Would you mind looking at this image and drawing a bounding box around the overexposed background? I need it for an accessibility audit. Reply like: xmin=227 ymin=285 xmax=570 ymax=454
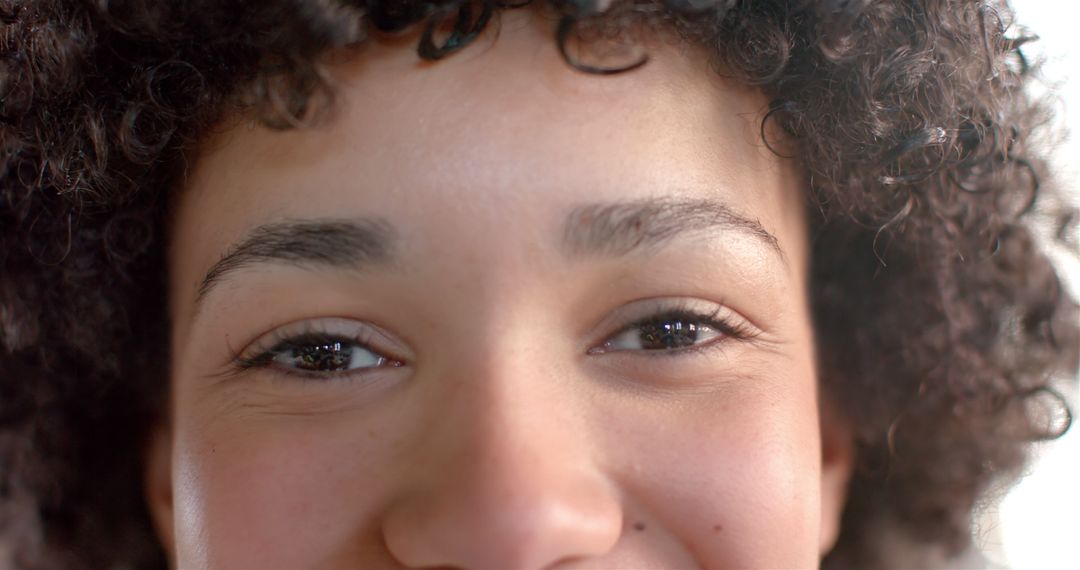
xmin=981 ymin=1 xmax=1080 ymax=569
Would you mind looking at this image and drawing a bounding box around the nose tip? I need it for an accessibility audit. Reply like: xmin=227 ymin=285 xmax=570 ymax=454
xmin=383 ymin=469 xmax=623 ymax=569
xmin=380 ymin=379 xmax=623 ymax=569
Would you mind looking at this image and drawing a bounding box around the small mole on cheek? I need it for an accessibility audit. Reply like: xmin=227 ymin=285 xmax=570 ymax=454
xmin=633 ymin=522 xmax=646 ymax=531
xmin=713 ymin=523 xmax=723 ymax=533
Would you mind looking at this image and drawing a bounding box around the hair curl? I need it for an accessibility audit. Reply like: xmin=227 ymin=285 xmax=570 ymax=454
xmin=1 ymin=0 xmax=1077 ymax=568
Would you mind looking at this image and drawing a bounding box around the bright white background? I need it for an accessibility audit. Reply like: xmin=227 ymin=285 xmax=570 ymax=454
xmin=982 ymin=2 xmax=1080 ymax=569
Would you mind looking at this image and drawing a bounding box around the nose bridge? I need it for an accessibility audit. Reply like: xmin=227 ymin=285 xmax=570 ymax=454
xmin=381 ymin=321 xmax=623 ymax=569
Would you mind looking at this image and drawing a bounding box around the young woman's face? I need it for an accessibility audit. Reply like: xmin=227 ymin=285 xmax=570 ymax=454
xmin=154 ymin=11 xmax=852 ymax=569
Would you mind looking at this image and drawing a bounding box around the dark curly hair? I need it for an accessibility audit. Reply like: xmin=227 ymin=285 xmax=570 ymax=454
xmin=1 ymin=0 xmax=1077 ymax=568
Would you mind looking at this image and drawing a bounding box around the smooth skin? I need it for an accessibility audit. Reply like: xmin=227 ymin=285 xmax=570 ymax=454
xmin=149 ymin=9 xmax=854 ymax=569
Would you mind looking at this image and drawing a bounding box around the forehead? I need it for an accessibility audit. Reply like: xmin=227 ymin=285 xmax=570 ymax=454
xmin=182 ymin=11 xmax=782 ymax=200
xmin=170 ymin=10 xmax=806 ymax=325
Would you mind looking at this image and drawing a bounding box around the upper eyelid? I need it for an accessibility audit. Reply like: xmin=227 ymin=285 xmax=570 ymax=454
xmin=588 ymin=298 xmax=756 ymax=341
xmin=233 ymin=332 xmax=402 ymax=380
xmin=265 ymin=332 xmax=372 ymax=352
xmin=626 ymin=307 xmax=725 ymax=326
xmin=234 ymin=318 xmax=408 ymax=364
xmin=596 ymin=308 xmax=749 ymax=351
xmin=246 ymin=334 xmax=378 ymax=365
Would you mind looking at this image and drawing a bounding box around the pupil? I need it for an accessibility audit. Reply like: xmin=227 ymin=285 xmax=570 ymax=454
xmin=640 ymin=320 xmax=698 ymax=349
xmin=292 ymin=342 xmax=351 ymax=371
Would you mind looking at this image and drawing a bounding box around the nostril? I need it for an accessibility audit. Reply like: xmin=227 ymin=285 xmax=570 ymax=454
xmin=380 ymin=474 xmax=624 ymax=569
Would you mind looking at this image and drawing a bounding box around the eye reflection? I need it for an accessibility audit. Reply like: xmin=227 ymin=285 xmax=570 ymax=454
xmin=272 ymin=339 xmax=386 ymax=372
xmin=232 ymin=319 xmax=407 ymax=379
xmin=603 ymin=315 xmax=724 ymax=352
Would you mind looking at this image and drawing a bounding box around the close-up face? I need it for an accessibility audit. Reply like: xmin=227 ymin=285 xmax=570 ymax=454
xmin=5 ymin=2 xmax=1077 ymax=569
xmin=156 ymin=9 xmax=850 ymax=569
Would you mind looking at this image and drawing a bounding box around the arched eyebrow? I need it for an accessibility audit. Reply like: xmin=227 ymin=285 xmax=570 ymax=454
xmin=561 ymin=197 xmax=784 ymax=261
xmin=192 ymin=197 xmax=785 ymax=313
xmin=195 ymin=218 xmax=396 ymax=306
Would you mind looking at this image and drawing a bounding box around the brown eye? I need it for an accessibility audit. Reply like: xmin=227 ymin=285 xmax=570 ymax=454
xmin=271 ymin=340 xmax=387 ymax=372
xmin=600 ymin=315 xmax=723 ymax=352
xmin=234 ymin=319 xmax=411 ymax=380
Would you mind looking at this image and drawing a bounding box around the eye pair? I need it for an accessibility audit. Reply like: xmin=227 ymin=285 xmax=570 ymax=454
xmin=232 ymin=299 xmax=755 ymax=380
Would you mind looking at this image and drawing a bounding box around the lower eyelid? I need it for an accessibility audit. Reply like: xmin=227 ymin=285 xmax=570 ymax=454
xmin=633 ymin=336 xmax=730 ymax=357
xmin=591 ymin=329 xmax=733 ymax=357
xmin=263 ymin=356 xmax=405 ymax=381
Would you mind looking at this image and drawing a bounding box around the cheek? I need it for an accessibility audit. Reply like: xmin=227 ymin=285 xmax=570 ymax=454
xmin=167 ymin=356 xmax=822 ymax=567
xmin=606 ymin=371 xmax=822 ymax=567
xmin=171 ymin=413 xmax=402 ymax=567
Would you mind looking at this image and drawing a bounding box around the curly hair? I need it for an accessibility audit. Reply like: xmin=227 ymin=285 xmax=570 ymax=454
xmin=1 ymin=0 xmax=1077 ymax=568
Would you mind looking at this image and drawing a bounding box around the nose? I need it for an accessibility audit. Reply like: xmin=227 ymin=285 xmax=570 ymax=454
xmin=381 ymin=354 xmax=623 ymax=569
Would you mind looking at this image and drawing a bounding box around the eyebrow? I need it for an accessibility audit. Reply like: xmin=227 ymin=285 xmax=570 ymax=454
xmin=561 ymin=197 xmax=784 ymax=261
xmin=192 ymin=197 xmax=783 ymax=311
xmin=195 ymin=218 xmax=395 ymax=305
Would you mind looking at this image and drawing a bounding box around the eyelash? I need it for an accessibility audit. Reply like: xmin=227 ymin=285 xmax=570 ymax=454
xmin=231 ymin=327 xmax=401 ymax=382
xmin=595 ymin=305 xmax=755 ymax=357
xmin=229 ymin=304 xmax=755 ymax=380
